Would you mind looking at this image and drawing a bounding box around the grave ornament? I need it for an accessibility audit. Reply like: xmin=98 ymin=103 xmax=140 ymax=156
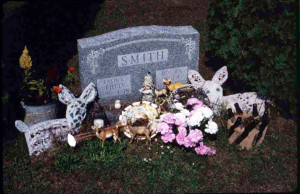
xmin=188 ymin=66 xmax=267 ymax=116
xmin=15 ymin=83 xmax=97 ymax=156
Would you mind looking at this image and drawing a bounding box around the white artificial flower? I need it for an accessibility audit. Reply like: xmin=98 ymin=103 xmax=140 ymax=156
xmin=174 ymin=102 xmax=184 ymax=111
xmin=181 ymin=109 xmax=190 ymax=117
xmin=161 ymin=152 xmax=164 ymax=155
xmin=174 ymin=112 xmax=186 ymax=123
xmin=167 ymin=146 xmax=170 ymax=149
xmin=200 ymin=107 xmax=214 ymax=119
xmin=187 ymin=109 xmax=204 ymax=127
xmin=204 ymin=120 xmax=218 ymax=134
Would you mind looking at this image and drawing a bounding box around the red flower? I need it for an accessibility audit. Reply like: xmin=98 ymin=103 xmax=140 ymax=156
xmin=68 ymin=67 xmax=75 ymax=72
xmin=53 ymin=86 xmax=62 ymax=93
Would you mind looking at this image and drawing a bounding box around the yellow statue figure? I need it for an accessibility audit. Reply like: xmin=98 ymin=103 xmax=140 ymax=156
xmin=19 ymin=46 xmax=32 ymax=71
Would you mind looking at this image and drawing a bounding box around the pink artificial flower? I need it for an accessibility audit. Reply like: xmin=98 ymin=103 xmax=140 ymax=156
xmin=176 ymin=133 xmax=186 ymax=145
xmin=195 ymin=146 xmax=208 ymax=155
xmin=187 ymin=98 xmax=202 ymax=106
xmin=175 ymin=119 xmax=185 ymax=127
xmin=207 ymin=149 xmax=216 ymax=156
xmin=193 ymin=103 xmax=205 ymax=110
xmin=178 ymin=126 xmax=187 ymax=136
xmin=189 ymin=110 xmax=196 ymax=117
xmin=187 ymin=129 xmax=203 ymax=143
xmin=162 ymin=113 xmax=175 ymax=124
xmin=183 ymin=137 xmax=196 ymax=148
xmin=186 ymin=98 xmax=200 ymax=105
xmin=157 ymin=122 xmax=170 ymax=135
xmin=161 ymin=132 xmax=175 ymax=143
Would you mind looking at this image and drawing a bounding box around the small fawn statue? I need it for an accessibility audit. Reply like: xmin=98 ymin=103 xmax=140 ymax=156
xmin=188 ymin=66 xmax=268 ymax=116
xmin=154 ymin=88 xmax=168 ymax=97
xmin=93 ymin=125 xmax=121 ymax=147
xmin=15 ymin=83 xmax=97 ymax=156
xmin=163 ymin=79 xmax=185 ymax=92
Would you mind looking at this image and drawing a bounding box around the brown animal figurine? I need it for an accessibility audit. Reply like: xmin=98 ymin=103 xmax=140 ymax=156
xmin=93 ymin=125 xmax=121 ymax=147
xmin=116 ymin=121 xmax=152 ymax=146
xmin=155 ymin=88 xmax=168 ymax=97
xmin=163 ymin=79 xmax=184 ymax=92
xmin=127 ymin=125 xmax=152 ymax=145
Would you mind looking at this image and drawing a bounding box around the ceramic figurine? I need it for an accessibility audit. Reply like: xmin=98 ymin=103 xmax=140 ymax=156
xmin=154 ymin=88 xmax=167 ymax=97
xmin=139 ymin=72 xmax=154 ymax=102
xmin=94 ymin=125 xmax=121 ymax=147
xmin=118 ymin=101 xmax=159 ymax=140
xmin=188 ymin=66 xmax=268 ymax=116
xmin=163 ymin=79 xmax=185 ymax=92
xmin=15 ymin=82 xmax=97 ymax=156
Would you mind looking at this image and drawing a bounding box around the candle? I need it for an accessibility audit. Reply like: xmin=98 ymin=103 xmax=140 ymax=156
xmin=94 ymin=119 xmax=104 ymax=128
xmin=115 ymin=100 xmax=121 ymax=109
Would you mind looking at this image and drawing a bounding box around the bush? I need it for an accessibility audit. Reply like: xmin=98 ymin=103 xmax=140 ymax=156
xmin=205 ymin=0 xmax=297 ymax=116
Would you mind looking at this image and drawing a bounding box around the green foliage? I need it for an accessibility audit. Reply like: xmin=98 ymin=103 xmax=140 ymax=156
xmin=206 ymin=0 xmax=297 ymax=115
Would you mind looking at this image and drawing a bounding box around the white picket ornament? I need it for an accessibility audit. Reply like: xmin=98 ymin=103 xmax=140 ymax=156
xmin=188 ymin=66 xmax=266 ymax=116
xmin=15 ymin=82 xmax=97 ymax=156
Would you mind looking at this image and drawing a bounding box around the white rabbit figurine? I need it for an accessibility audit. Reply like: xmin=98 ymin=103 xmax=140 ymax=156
xmin=188 ymin=66 xmax=267 ymax=116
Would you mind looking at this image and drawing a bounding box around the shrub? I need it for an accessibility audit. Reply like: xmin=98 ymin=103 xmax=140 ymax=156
xmin=205 ymin=0 xmax=297 ymax=116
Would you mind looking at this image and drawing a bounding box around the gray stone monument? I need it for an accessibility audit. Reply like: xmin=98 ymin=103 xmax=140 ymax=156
xmin=78 ymin=25 xmax=200 ymax=121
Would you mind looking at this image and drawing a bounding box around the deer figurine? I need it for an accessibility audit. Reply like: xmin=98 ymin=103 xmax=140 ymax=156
xmin=188 ymin=66 xmax=267 ymax=116
xmin=163 ymin=79 xmax=185 ymax=92
xmin=15 ymin=82 xmax=97 ymax=156
xmin=116 ymin=121 xmax=153 ymax=146
xmin=93 ymin=124 xmax=121 ymax=147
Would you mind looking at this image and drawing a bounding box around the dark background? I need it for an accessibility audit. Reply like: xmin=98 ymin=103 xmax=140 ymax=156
xmin=2 ymin=1 xmax=103 ymax=142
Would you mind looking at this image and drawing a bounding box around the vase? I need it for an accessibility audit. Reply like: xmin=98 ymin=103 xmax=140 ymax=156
xmin=21 ymin=101 xmax=57 ymax=127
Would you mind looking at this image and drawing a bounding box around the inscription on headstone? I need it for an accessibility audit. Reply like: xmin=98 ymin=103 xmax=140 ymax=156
xmin=118 ymin=49 xmax=168 ymax=67
xmin=78 ymin=25 xmax=200 ymax=121
xmin=97 ymin=75 xmax=131 ymax=98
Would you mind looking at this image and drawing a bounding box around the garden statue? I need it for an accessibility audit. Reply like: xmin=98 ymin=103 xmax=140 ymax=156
xmin=139 ymin=72 xmax=154 ymax=102
xmin=15 ymin=82 xmax=97 ymax=156
xmin=188 ymin=66 xmax=267 ymax=116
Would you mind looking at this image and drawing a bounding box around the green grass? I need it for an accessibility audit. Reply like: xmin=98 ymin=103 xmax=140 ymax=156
xmin=3 ymin=114 xmax=297 ymax=193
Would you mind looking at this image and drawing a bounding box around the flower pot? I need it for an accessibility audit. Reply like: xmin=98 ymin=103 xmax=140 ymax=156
xmin=21 ymin=101 xmax=57 ymax=126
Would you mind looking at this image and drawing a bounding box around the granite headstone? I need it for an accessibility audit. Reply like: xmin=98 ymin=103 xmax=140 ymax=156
xmin=78 ymin=25 xmax=200 ymax=121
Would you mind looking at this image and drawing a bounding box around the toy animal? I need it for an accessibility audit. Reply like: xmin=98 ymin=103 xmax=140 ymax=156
xmin=15 ymin=83 xmax=97 ymax=156
xmin=94 ymin=125 xmax=121 ymax=147
xmin=163 ymin=79 xmax=185 ymax=92
xmin=188 ymin=66 xmax=267 ymax=116
xmin=154 ymin=88 xmax=168 ymax=97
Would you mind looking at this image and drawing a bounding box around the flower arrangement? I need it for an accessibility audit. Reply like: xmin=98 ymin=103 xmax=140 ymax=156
xmin=156 ymin=98 xmax=218 ymax=156
xmin=19 ymin=46 xmax=60 ymax=105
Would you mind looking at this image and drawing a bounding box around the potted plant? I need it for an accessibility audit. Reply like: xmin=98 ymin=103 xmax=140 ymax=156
xmin=19 ymin=46 xmax=60 ymax=126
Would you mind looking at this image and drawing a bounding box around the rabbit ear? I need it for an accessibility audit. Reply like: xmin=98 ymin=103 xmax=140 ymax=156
xmin=212 ymin=66 xmax=228 ymax=85
xmin=58 ymin=84 xmax=76 ymax=105
xmin=15 ymin=120 xmax=29 ymax=132
xmin=188 ymin=70 xmax=205 ymax=88
xmin=80 ymin=82 xmax=97 ymax=104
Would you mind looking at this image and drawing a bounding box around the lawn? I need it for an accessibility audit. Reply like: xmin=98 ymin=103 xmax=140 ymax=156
xmin=2 ymin=0 xmax=298 ymax=193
